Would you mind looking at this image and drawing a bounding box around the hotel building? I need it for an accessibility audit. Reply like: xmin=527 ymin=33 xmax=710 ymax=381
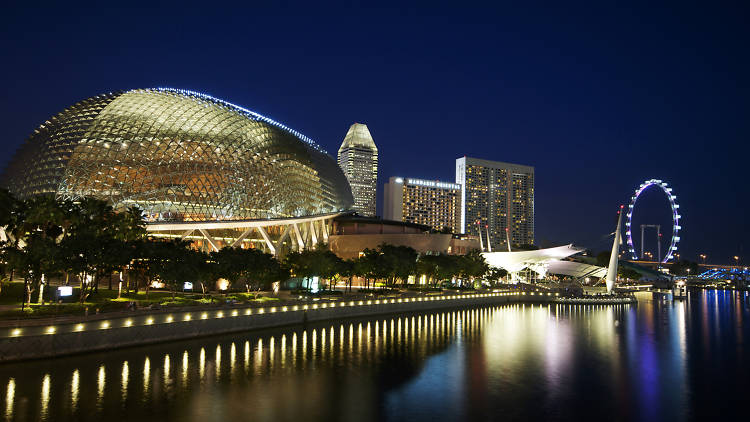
xmin=383 ymin=177 xmax=461 ymax=233
xmin=455 ymin=157 xmax=534 ymax=250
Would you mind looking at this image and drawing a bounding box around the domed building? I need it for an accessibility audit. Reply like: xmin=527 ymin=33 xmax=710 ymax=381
xmin=2 ymin=88 xmax=354 ymax=254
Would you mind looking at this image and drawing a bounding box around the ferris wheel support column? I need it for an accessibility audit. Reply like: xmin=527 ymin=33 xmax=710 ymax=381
xmin=657 ymin=226 xmax=661 ymax=265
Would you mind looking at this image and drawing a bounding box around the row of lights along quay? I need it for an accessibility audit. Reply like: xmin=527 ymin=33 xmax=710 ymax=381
xmin=0 ymin=290 xmax=613 ymax=362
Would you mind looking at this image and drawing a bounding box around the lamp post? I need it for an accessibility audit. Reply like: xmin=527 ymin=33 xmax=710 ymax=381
xmin=734 ymin=256 xmax=740 ymax=267
xmin=700 ymin=254 xmax=707 ymax=265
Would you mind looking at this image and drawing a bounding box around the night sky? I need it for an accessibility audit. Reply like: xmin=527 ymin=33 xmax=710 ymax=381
xmin=1 ymin=2 xmax=748 ymax=264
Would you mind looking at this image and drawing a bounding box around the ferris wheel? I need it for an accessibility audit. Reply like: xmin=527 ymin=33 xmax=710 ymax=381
xmin=625 ymin=179 xmax=681 ymax=263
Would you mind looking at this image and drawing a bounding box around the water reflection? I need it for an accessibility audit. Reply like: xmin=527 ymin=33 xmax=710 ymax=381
xmin=182 ymin=352 xmax=188 ymax=386
xmin=1 ymin=292 xmax=749 ymax=421
xmin=163 ymin=354 xmax=170 ymax=392
xmin=143 ymin=357 xmax=150 ymax=397
xmin=71 ymin=369 xmax=79 ymax=411
xmin=5 ymin=378 xmax=13 ymax=421
xmin=199 ymin=348 xmax=205 ymax=381
xmin=215 ymin=345 xmax=221 ymax=379
xmin=230 ymin=343 xmax=236 ymax=375
xmin=97 ymin=365 xmax=105 ymax=406
xmin=122 ymin=361 xmax=129 ymax=402
xmin=40 ymin=374 xmax=49 ymax=420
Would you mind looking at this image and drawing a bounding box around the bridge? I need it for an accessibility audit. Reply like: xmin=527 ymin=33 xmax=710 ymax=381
xmin=625 ymin=260 xmax=747 ymax=271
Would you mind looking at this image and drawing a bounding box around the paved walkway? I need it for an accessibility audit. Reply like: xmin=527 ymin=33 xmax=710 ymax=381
xmin=0 ymin=289 xmax=460 ymax=328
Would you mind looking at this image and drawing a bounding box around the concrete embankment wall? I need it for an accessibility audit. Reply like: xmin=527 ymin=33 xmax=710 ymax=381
xmin=0 ymin=293 xmax=553 ymax=362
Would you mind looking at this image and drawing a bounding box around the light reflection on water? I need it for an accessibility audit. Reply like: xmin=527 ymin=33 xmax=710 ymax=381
xmin=4 ymin=378 xmax=13 ymax=421
xmin=1 ymin=290 xmax=749 ymax=421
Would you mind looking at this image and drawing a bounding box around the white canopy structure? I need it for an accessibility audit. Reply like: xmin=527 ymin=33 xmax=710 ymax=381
xmin=546 ymin=261 xmax=607 ymax=278
xmin=482 ymin=244 xmax=585 ymax=280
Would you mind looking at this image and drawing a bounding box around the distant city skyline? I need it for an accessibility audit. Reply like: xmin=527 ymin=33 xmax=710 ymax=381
xmin=0 ymin=3 xmax=747 ymax=263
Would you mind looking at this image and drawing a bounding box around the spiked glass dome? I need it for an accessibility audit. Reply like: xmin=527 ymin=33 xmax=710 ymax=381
xmin=1 ymin=88 xmax=353 ymax=222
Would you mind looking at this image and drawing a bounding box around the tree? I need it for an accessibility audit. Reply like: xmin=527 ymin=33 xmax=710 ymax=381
xmin=211 ymin=247 xmax=251 ymax=290
xmin=3 ymin=195 xmax=76 ymax=307
xmin=377 ymin=244 xmax=418 ymax=287
xmin=284 ymin=248 xmax=341 ymax=291
xmin=436 ymin=254 xmax=462 ymax=286
xmin=337 ymin=259 xmax=356 ymax=292
xmin=314 ymin=249 xmax=343 ymax=291
xmin=0 ymin=195 xmax=147 ymax=305
xmin=128 ymin=239 xmax=159 ymax=294
xmin=211 ymin=247 xmax=281 ymax=292
xmin=152 ymin=241 xmax=206 ymax=298
xmin=4 ymin=234 xmax=60 ymax=306
xmin=354 ymin=248 xmax=384 ymax=290
xmin=486 ymin=267 xmax=508 ymax=285
xmin=457 ymin=249 xmax=489 ymax=288
xmin=0 ymin=189 xmax=19 ymax=296
xmin=58 ymin=198 xmax=144 ymax=303
xmin=670 ymin=260 xmax=700 ymax=277
xmin=596 ymin=250 xmax=644 ymax=281
xmin=417 ymin=254 xmax=441 ymax=286
xmin=619 ymin=267 xmax=642 ymax=281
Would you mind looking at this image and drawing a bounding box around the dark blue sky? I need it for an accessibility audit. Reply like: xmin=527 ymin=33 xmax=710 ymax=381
xmin=2 ymin=1 xmax=748 ymax=263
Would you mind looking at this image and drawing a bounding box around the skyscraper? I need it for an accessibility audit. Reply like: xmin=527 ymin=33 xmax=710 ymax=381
xmin=455 ymin=157 xmax=534 ymax=250
xmin=383 ymin=177 xmax=461 ymax=232
xmin=338 ymin=123 xmax=378 ymax=216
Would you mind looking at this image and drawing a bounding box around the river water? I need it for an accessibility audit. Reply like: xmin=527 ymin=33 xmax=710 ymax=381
xmin=1 ymin=290 xmax=748 ymax=421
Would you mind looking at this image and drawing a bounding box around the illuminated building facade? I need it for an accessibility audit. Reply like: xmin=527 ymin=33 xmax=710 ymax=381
xmin=455 ymin=157 xmax=534 ymax=249
xmin=383 ymin=177 xmax=461 ymax=233
xmin=1 ymin=88 xmax=353 ymax=255
xmin=338 ymin=123 xmax=378 ymax=216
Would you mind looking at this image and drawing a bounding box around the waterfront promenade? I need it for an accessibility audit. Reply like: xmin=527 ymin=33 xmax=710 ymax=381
xmin=0 ymin=290 xmax=584 ymax=362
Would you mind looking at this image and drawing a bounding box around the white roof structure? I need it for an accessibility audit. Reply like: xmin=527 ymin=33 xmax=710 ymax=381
xmin=482 ymin=244 xmax=585 ymax=276
xmin=547 ymin=261 xmax=607 ymax=278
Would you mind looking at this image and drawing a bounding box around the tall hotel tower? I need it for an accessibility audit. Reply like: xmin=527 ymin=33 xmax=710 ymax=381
xmin=383 ymin=177 xmax=461 ymax=233
xmin=338 ymin=123 xmax=378 ymax=216
xmin=455 ymin=157 xmax=534 ymax=250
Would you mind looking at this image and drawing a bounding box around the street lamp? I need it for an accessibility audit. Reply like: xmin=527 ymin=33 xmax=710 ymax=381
xmin=700 ymin=254 xmax=707 ymax=264
xmin=734 ymin=256 xmax=740 ymax=266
